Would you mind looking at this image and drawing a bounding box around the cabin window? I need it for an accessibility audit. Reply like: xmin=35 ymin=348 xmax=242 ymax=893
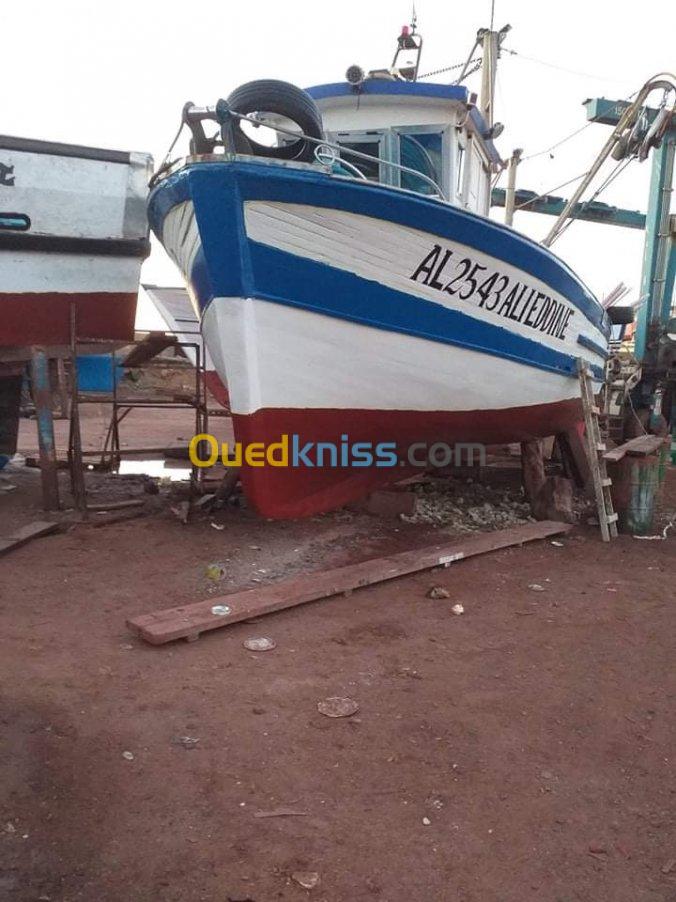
xmin=455 ymin=143 xmax=466 ymax=199
xmin=466 ymin=139 xmax=490 ymax=214
xmin=333 ymin=132 xmax=387 ymax=182
xmin=398 ymin=132 xmax=443 ymax=196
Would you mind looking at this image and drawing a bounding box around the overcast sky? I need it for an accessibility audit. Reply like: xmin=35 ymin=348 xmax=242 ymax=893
xmin=3 ymin=0 xmax=674 ymax=326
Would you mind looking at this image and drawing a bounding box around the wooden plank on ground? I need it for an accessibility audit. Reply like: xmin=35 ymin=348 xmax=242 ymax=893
xmin=0 ymin=520 xmax=59 ymax=556
xmin=603 ymin=434 xmax=666 ymax=462
xmin=127 ymin=520 xmax=574 ymax=646
xmin=86 ymin=498 xmax=146 ymax=512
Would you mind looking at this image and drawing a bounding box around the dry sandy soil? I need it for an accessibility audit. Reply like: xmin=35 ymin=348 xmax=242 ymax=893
xmin=1 ymin=409 xmax=675 ymax=901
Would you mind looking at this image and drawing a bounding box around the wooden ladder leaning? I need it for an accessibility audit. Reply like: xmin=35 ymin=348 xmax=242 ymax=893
xmin=577 ymin=358 xmax=618 ymax=542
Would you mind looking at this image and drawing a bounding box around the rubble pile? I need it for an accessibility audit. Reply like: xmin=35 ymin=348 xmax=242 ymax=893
xmin=401 ymin=478 xmax=533 ymax=532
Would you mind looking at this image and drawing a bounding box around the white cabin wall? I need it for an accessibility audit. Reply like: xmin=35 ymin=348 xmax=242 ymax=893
xmin=316 ymin=97 xmax=460 ymax=133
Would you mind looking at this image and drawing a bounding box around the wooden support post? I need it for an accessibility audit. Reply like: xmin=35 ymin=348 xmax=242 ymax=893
xmin=504 ymin=148 xmax=523 ymax=226
xmin=67 ymin=303 xmax=87 ymax=514
xmin=520 ymin=439 xmax=546 ymax=504
xmin=556 ymin=427 xmax=592 ymax=492
xmin=55 ymin=357 xmax=70 ymax=419
xmin=30 ymin=348 xmax=61 ymax=511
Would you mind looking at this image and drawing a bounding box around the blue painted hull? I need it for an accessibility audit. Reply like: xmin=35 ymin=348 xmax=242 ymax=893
xmin=149 ymin=159 xmax=608 ymax=382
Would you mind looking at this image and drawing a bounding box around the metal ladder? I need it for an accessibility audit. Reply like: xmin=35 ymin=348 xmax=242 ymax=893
xmin=577 ymin=358 xmax=618 ymax=541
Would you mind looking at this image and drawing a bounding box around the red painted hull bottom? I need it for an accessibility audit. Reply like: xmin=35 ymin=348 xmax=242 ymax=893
xmin=232 ymin=398 xmax=583 ymax=519
xmin=204 ymin=371 xmax=230 ymax=409
xmin=0 ymin=292 xmax=138 ymax=346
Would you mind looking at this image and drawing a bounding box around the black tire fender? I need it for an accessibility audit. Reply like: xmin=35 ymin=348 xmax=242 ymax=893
xmin=226 ymin=79 xmax=324 ymax=164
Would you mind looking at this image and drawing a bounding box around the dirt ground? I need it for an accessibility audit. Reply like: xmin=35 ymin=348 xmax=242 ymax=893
xmin=1 ymin=408 xmax=676 ymax=901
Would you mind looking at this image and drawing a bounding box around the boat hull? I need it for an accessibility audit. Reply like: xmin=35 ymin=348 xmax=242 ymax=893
xmin=149 ymin=159 xmax=609 ymax=518
xmin=0 ymin=137 xmax=152 ymax=346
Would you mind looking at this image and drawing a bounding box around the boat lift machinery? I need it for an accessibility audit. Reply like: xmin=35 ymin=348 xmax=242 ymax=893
xmin=493 ymin=81 xmax=676 ymax=458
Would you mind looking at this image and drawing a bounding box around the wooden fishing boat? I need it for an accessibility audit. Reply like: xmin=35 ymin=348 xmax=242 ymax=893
xmin=149 ymin=22 xmax=608 ymax=517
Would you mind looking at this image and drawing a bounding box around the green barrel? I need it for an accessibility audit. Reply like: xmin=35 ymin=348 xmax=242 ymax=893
xmin=609 ymin=454 xmax=662 ymax=536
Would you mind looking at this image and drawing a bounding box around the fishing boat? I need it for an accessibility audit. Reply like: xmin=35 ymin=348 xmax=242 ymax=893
xmin=0 ymin=135 xmax=152 ymax=347
xmin=0 ymin=134 xmax=153 ymax=468
xmin=148 ymin=20 xmax=609 ymax=518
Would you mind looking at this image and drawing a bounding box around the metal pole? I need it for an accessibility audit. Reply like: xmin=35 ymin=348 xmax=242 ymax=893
xmin=479 ymin=30 xmax=499 ymax=128
xmin=30 ymin=347 xmax=61 ymax=511
xmin=634 ymin=132 xmax=675 ymax=362
xmin=504 ymin=148 xmax=523 ymax=226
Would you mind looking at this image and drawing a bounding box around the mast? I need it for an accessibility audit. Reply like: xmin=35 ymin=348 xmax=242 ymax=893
xmin=477 ymin=24 xmax=510 ymax=128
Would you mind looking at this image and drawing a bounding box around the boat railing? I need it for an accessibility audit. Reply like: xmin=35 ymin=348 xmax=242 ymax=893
xmin=179 ymin=103 xmax=446 ymax=200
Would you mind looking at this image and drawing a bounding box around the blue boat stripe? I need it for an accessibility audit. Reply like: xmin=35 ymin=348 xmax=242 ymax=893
xmin=148 ymin=162 xmax=609 ymax=336
xmin=577 ymin=333 xmax=608 ymax=359
xmin=194 ymin=240 xmax=603 ymax=381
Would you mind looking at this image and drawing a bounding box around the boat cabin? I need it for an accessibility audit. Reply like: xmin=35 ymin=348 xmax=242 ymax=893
xmin=306 ymin=79 xmax=501 ymax=215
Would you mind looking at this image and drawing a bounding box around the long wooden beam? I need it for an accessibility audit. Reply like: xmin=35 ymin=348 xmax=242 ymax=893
xmin=127 ymin=520 xmax=574 ymax=646
xmin=491 ymin=188 xmax=645 ymax=230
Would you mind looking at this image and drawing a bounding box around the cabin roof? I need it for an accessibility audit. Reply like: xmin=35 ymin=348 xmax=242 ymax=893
xmin=306 ymin=81 xmax=469 ymax=103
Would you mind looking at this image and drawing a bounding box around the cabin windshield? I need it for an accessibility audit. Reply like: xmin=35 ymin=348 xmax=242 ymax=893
xmin=331 ymin=126 xmax=447 ymax=197
xmin=328 ymin=121 xmax=491 ymax=215
xmin=398 ymin=132 xmax=443 ymax=196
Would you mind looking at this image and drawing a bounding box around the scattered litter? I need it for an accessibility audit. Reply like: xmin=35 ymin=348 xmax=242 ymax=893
xmin=662 ymin=858 xmax=676 ymax=874
xmin=249 ymin=545 xmax=262 ymax=550
xmin=528 ymin=583 xmax=545 ymax=592
xmin=550 ymin=540 xmax=564 ymax=547
xmin=210 ymin=522 xmax=225 ymax=531
xmin=0 ymin=477 xmax=16 ymax=493
xmin=243 ymin=637 xmax=276 ymax=652
xmin=122 ymin=751 xmax=134 ymax=761
xmin=254 ymin=807 xmax=308 ymax=819
xmin=205 ymin=563 xmax=226 ymax=581
xmin=171 ymin=501 xmax=190 ymax=523
xmin=211 ymin=604 xmax=231 ymax=617
xmin=291 ymin=872 xmax=321 ymax=890
xmin=427 ymin=586 xmax=450 ymax=599
xmin=120 ymin=643 xmax=134 ymax=650
xmin=318 ymin=697 xmax=359 ymax=718
xmin=422 ymin=816 xmax=431 ymax=826
xmin=4 ymin=822 xmax=16 ymax=833
xmin=588 ymin=843 xmax=607 ymax=855
xmin=451 ymin=604 xmax=464 ymax=616
xmin=173 ymin=735 xmax=200 ymax=749
xmin=633 ymin=517 xmax=675 ymax=541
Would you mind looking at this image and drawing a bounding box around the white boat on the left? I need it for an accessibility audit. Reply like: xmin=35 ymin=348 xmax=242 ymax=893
xmin=0 ymin=135 xmax=152 ymax=347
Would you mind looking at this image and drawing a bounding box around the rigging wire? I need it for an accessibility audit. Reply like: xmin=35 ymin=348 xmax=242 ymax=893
xmin=418 ymin=59 xmax=482 ymax=81
xmin=417 ymin=60 xmax=466 ymax=79
xmin=514 ymin=172 xmax=589 ymax=211
xmin=521 ymin=123 xmax=592 ymax=162
xmin=519 ymin=87 xmax=642 ymax=165
xmin=502 ymin=47 xmax=631 ymax=84
xmin=549 ymin=156 xmax=634 ymax=242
